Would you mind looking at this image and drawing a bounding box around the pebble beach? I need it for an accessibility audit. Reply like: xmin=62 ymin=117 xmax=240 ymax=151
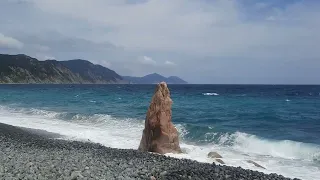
xmin=0 ymin=122 xmax=300 ymax=180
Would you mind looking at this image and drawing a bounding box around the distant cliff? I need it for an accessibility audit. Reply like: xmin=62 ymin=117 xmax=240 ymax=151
xmin=0 ymin=54 xmax=126 ymax=84
xmin=123 ymin=73 xmax=187 ymax=84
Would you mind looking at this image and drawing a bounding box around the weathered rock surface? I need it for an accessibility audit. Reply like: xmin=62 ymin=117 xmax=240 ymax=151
xmin=208 ymin=151 xmax=223 ymax=159
xmin=138 ymin=82 xmax=182 ymax=154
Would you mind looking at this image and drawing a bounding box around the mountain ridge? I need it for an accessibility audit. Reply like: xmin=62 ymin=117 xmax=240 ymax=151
xmin=0 ymin=54 xmax=187 ymax=84
xmin=123 ymin=73 xmax=187 ymax=84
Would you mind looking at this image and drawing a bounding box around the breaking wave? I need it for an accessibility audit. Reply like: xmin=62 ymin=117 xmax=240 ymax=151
xmin=202 ymin=93 xmax=219 ymax=96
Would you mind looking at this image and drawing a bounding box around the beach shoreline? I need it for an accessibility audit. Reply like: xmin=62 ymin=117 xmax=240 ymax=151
xmin=0 ymin=122 xmax=299 ymax=180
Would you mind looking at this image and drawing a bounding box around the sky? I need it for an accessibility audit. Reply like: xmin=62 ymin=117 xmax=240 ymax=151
xmin=0 ymin=0 xmax=319 ymax=84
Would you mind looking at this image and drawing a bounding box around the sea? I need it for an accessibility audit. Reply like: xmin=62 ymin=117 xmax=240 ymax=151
xmin=0 ymin=84 xmax=319 ymax=180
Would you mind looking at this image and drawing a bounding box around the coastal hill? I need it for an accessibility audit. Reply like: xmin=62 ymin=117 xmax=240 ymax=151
xmin=0 ymin=54 xmax=187 ymax=84
xmin=123 ymin=73 xmax=188 ymax=84
xmin=0 ymin=54 xmax=126 ymax=84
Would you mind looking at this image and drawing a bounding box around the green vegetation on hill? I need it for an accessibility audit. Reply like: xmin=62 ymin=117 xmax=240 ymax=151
xmin=0 ymin=54 xmax=125 ymax=84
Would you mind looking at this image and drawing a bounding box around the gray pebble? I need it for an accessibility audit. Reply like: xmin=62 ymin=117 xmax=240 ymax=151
xmin=71 ymin=171 xmax=83 ymax=179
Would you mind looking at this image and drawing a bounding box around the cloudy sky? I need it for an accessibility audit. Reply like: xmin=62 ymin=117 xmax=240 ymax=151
xmin=0 ymin=0 xmax=319 ymax=84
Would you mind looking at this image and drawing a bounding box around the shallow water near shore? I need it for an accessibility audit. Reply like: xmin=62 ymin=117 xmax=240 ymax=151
xmin=0 ymin=84 xmax=320 ymax=180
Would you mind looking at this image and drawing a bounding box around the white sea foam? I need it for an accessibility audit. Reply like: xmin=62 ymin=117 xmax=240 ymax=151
xmin=0 ymin=105 xmax=319 ymax=180
xmin=203 ymin=93 xmax=219 ymax=96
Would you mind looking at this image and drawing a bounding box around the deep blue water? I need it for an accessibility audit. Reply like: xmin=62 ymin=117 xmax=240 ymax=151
xmin=0 ymin=84 xmax=319 ymax=145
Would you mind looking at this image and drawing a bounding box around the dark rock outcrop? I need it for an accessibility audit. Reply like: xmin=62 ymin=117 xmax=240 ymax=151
xmin=138 ymin=82 xmax=182 ymax=154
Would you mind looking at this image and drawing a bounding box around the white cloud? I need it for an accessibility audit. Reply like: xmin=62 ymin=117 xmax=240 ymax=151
xmin=139 ymin=55 xmax=156 ymax=65
xmin=164 ymin=60 xmax=176 ymax=66
xmin=0 ymin=33 xmax=23 ymax=49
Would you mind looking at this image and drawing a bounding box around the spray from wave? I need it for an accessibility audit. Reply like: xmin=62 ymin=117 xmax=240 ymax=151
xmin=216 ymin=132 xmax=320 ymax=161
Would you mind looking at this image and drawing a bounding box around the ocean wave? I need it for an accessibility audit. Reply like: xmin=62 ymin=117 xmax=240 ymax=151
xmin=175 ymin=123 xmax=320 ymax=162
xmin=202 ymin=93 xmax=219 ymax=96
xmin=0 ymin=104 xmax=144 ymax=148
xmin=214 ymin=131 xmax=320 ymax=161
xmin=0 ymin=105 xmax=136 ymax=126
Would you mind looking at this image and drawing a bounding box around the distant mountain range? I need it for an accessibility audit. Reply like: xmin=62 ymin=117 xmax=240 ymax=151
xmin=123 ymin=73 xmax=187 ymax=84
xmin=0 ymin=54 xmax=187 ymax=84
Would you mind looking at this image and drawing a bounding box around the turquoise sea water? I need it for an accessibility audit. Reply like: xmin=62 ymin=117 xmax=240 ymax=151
xmin=0 ymin=84 xmax=319 ymax=180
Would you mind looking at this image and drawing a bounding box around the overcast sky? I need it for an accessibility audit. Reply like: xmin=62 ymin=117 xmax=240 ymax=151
xmin=0 ymin=0 xmax=319 ymax=84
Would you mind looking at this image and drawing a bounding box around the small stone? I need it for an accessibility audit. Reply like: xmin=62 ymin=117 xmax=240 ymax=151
xmin=84 ymin=166 xmax=89 ymax=170
xmin=208 ymin=152 xmax=222 ymax=159
xmin=71 ymin=171 xmax=83 ymax=180
xmin=26 ymin=162 xmax=33 ymax=167
xmin=26 ymin=175 xmax=33 ymax=180
xmin=160 ymin=171 xmax=167 ymax=176
xmin=150 ymin=176 xmax=156 ymax=180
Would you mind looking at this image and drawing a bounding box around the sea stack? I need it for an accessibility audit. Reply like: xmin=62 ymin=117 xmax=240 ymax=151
xmin=138 ymin=82 xmax=181 ymax=154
